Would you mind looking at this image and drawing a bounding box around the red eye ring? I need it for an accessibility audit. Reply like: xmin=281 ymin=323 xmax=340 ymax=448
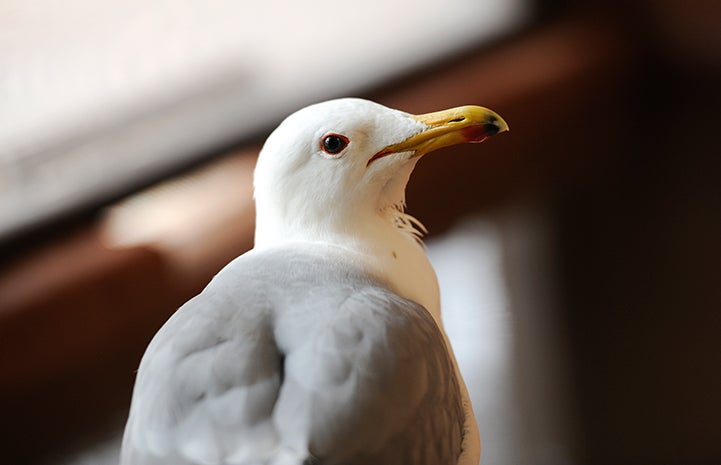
xmin=321 ymin=133 xmax=350 ymax=155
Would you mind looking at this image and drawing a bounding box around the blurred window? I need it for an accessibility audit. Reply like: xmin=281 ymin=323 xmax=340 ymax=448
xmin=0 ymin=0 xmax=528 ymax=238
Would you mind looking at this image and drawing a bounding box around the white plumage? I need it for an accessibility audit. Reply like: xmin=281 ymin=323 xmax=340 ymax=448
xmin=121 ymin=98 xmax=507 ymax=465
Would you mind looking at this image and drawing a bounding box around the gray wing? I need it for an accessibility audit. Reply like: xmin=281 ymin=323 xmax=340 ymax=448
xmin=274 ymin=286 xmax=465 ymax=465
xmin=121 ymin=247 xmax=464 ymax=465
xmin=120 ymin=285 xmax=283 ymax=465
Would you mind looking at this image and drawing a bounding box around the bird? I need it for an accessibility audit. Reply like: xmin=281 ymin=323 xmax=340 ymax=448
xmin=120 ymin=98 xmax=508 ymax=465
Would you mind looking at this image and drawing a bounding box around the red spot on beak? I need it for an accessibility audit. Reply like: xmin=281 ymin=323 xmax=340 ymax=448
xmin=460 ymin=125 xmax=491 ymax=143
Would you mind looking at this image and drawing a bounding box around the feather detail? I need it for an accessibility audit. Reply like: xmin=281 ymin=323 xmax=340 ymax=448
xmin=384 ymin=202 xmax=428 ymax=245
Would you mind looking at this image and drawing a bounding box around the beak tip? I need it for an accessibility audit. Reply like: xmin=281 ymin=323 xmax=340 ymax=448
xmin=486 ymin=113 xmax=510 ymax=135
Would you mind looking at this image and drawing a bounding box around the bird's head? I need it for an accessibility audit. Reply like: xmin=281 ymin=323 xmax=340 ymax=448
xmin=253 ymin=98 xmax=507 ymax=247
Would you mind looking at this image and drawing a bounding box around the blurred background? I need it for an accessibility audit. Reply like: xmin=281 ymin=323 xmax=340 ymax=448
xmin=1 ymin=1 xmax=719 ymax=464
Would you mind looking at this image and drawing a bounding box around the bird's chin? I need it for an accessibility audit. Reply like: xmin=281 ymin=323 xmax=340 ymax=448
xmin=374 ymin=156 xmax=417 ymax=205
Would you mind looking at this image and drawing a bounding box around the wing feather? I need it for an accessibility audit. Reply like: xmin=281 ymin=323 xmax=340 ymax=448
xmin=121 ymin=286 xmax=282 ymax=465
xmin=272 ymin=285 xmax=464 ymax=465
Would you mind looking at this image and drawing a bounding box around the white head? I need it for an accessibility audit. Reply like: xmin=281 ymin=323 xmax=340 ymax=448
xmin=253 ymin=98 xmax=507 ymax=248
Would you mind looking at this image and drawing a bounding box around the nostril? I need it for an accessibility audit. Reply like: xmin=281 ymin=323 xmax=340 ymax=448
xmin=449 ymin=117 xmax=465 ymax=123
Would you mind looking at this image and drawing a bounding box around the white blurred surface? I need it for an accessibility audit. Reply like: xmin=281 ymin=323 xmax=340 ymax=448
xmin=428 ymin=219 xmax=520 ymax=465
xmin=0 ymin=0 xmax=527 ymax=236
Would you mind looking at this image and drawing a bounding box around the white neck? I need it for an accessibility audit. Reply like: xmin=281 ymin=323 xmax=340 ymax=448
xmin=253 ymin=208 xmax=442 ymax=323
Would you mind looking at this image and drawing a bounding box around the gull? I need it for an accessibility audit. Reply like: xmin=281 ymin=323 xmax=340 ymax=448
xmin=120 ymin=98 xmax=508 ymax=465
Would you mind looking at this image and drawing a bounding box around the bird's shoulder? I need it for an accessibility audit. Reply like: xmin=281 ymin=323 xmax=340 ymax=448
xmin=120 ymin=245 xmax=380 ymax=463
xmin=120 ymin=281 xmax=283 ymax=464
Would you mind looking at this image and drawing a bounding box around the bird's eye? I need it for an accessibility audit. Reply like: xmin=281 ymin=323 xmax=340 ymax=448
xmin=321 ymin=134 xmax=349 ymax=155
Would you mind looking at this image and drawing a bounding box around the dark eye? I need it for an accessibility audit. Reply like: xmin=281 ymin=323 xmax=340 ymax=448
xmin=321 ymin=134 xmax=349 ymax=155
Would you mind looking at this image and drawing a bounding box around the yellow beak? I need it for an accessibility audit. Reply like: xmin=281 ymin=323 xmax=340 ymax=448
xmin=369 ymin=105 xmax=508 ymax=165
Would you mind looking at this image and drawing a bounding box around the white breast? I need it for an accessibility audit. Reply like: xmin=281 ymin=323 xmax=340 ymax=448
xmin=360 ymin=225 xmax=442 ymax=324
